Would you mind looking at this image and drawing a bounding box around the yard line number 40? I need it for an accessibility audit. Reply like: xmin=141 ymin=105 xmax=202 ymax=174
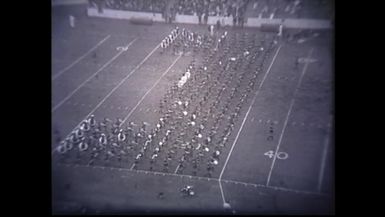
xmin=264 ymin=150 xmax=289 ymax=160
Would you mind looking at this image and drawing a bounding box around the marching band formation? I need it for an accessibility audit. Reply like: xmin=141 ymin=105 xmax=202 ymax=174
xmin=54 ymin=27 xmax=278 ymax=180
xmin=160 ymin=26 xmax=210 ymax=56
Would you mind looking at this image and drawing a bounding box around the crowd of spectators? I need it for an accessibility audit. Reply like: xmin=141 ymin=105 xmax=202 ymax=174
xmin=88 ymin=0 xmax=333 ymax=24
xmin=172 ymin=0 xmax=248 ymax=17
xmin=247 ymin=0 xmax=333 ymax=19
xmin=89 ymin=0 xmax=167 ymax=13
xmin=170 ymin=0 xmax=248 ymax=26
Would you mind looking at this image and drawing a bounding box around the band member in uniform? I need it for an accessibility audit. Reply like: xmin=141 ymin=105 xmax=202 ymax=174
xmin=118 ymin=129 xmax=126 ymax=143
xmin=140 ymin=122 xmax=147 ymax=133
xmin=80 ymin=119 xmax=90 ymax=133
xmin=88 ymin=114 xmax=97 ymax=128
xmin=99 ymin=133 xmax=107 ymax=147
xmin=165 ymin=37 xmax=170 ymax=51
xmin=161 ymin=39 xmax=166 ymax=54
xmin=124 ymin=124 xmax=134 ymax=141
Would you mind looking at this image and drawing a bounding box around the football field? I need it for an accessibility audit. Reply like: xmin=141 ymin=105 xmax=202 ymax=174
xmin=52 ymin=5 xmax=334 ymax=214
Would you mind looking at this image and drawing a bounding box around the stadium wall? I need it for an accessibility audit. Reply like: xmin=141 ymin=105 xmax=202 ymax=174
xmin=207 ymin=16 xmax=233 ymax=26
xmin=175 ymin=14 xmax=198 ymax=24
xmin=246 ymin=18 xmax=331 ymax=29
xmin=88 ymin=8 xmax=164 ymax=22
xmin=87 ymin=8 xmax=332 ymax=29
xmin=52 ymin=0 xmax=87 ymax=6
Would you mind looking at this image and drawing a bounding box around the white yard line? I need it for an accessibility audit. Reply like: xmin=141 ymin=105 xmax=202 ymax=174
xmin=52 ymin=38 xmax=138 ymax=112
xmin=218 ymin=45 xmax=283 ymax=204
xmin=52 ymin=35 xmax=111 ymax=81
xmin=174 ymin=164 xmax=181 ymax=174
xmin=125 ymin=55 xmax=183 ymax=171
xmin=122 ymin=55 xmax=183 ymax=171
xmin=266 ymin=48 xmax=314 ymax=186
xmin=219 ymin=181 xmax=226 ymax=204
xmin=317 ymin=116 xmax=333 ymax=192
xmin=121 ymin=54 xmax=182 ymax=126
xmin=52 ymin=39 xmax=162 ymax=155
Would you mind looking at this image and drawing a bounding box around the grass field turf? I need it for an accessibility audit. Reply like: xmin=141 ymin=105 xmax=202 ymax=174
xmin=52 ymin=5 xmax=334 ymax=214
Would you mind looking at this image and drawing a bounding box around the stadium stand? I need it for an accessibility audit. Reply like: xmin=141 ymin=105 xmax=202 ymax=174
xmin=246 ymin=0 xmax=333 ymax=19
xmin=87 ymin=0 xmax=333 ymax=29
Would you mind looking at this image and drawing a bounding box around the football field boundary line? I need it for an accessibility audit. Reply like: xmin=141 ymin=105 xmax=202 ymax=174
xmin=56 ymin=163 xmax=329 ymax=197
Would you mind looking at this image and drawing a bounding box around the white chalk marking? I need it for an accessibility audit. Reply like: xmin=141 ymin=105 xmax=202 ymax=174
xmin=52 ymin=38 xmax=138 ymax=112
xmin=266 ymin=48 xmax=314 ymax=186
xmin=276 ymin=152 xmax=289 ymax=160
xmin=218 ymin=45 xmax=282 ymax=204
xmin=264 ymin=150 xmax=274 ymax=158
xmin=52 ymin=35 xmax=111 ymax=81
xmin=174 ymin=164 xmax=181 ymax=174
xmin=52 ymin=38 xmax=163 ymax=154
xmin=317 ymin=117 xmax=332 ymax=192
xmin=58 ymin=163 xmax=329 ymax=196
xmin=121 ymin=55 xmax=182 ymax=125
xmin=219 ymin=181 xmax=227 ymax=204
